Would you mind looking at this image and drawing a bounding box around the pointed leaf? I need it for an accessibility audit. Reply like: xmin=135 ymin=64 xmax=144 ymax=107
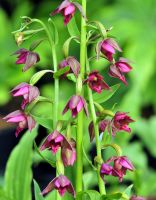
xmin=53 ymin=66 xmax=70 ymax=79
xmin=30 ymin=70 xmax=53 ymax=85
xmin=67 ymin=17 xmax=80 ymax=37
xmin=4 ymin=127 xmax=38 ymax=200
xmin=33 ymin=180 xmax=44 ymax=200
xmin=48 ymin=18 xmax=59 ymax=45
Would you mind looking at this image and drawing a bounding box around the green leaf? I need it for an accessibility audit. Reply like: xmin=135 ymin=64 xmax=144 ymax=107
xmin=123 ymin=185 xmax=133 ymax=198
xmin=67 ymin=17 xmax=80 ymax=37
xmin=63 ymin=36 xmax=79 ymax=57
xmin=53 ymin=66 xmax=70 ymax=79
xmin=34 ymin=141 xmax=56 ymax=168
xmin=32 ymin=115 xmax=53 ymax=130
xmin=29 ymin=39 xmax=45 ymax=51
xmin=30 ymin=70 xmax=53 ymax=85
xmin=66 ymin=73 xmax=76 ymax=83
xmin=76 ymin=190 xmax=101 ymax=200
xmin=93 ymin=84 xmax=120 ymax=104
xmin=34 ymin=180 xmax=44 ymax=200
xmin=89 ymin=21 xmax=107 ymax=38
xmin=100 ymin=193 xmax=123 ymax=200
xmin=48 ymin=18 xmax=59 ymax=45
xmin=4 ymin=127 xmax=38 ymax=200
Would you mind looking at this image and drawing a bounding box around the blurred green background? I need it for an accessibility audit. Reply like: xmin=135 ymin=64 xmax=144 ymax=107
xmin=0 ymin=0 xmax=156 ymax=199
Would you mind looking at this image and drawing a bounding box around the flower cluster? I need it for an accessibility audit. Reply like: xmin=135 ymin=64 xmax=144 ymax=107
xmin=3 ymin=0 xmax=141 ymax=198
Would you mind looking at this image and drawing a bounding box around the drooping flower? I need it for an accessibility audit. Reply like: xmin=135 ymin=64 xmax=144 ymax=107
xmin=3 ymin=110 xmax=36 ymax=137
xmin=109 ymin=57 xmax=132 ymax=85
xmin=59 ymin=56 xmax=80 ymax=77
xmin=88 ymin=120 xmax=109 ymax=142
xmin=11 ymin=82 xmax=40 ymax=109
xmin=41 ymin=175 xmax=75 ymax=197
xmin=112 ymin=156 xmax=135 ymax=182
xmin=62 ymin=95 xmax=89 ymax=118
xmin=110 ymin=111 xmax=135 ymax=137
xmin=99 ymin=38 xmax=122 ymax=62
xmin=50 ymin=0 xmax=76 ymax=25
xmin=85 ymin=70 xmax=110 ymax=93
xmin=61 ymin=139 xmax=76 ymax=166
xmin=13 ymin=48 xmax=40 ymax=72
xmin=100 ymin=156 xmax=134 ymax=182
xmin=130 ymin=196 xmax=146 ymax=200
xmin=40 ymin=130 xmax=65 ymax=154
xmin=100 ymin=163 xmax=114 ymax=178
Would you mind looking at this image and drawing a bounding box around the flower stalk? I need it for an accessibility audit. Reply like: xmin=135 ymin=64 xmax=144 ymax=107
xmin=86 ymin=54 xmax=106 ymax=194
xmin=76 ymin=0 xmax=87 ymax=193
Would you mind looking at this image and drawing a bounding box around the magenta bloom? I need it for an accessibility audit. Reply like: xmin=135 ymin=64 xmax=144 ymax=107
xmin=112 ymin=156 xmax=135 ymax=182
xmin=86 ymin=71 xmax=110 ymax=93
xmin=130 ymin=196 xmax=145 ymax=200
xmin=3 ymin=110 xmax=36 ymax=137
xmin=100 ymin=38 xmax=122 ymax=62
xmin=13 ymin=48 xmax=40 ymax=72
xmin=40 ymin=130 xmax=65 ymax=154
xmin=111 ymin=111 xmax=135 ymax=136
xmin=51 ymin=0 xmax=76 ymax=25
xmin=100 ymin=156 xmax=134 ymax=182
xmin=109 ymin=57 xmax=132 ymax=85
xmin=61 ymin=139 xmax=76 ymax=167
xmin=63 ymin=95 xmax=89 ymax=118
xmin=88 ymin=120 xmax=109 ymax=142
xmin=59 ymin=56 xmax=80 ymax=77
xmin=11 ymin=82 xmax=40 ymax=109
xmin=41 ymin=175 xmax=75 ymax=197
xmin=100 ymin=163 xmax=114 ymax=179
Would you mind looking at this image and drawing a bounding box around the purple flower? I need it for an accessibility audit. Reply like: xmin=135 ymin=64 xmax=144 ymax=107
xmin=13 ymin=48 xmax=40 ymax=72
xmin=100 ymin=156 xmax=134 ymax=182
xmin=50 ymin=0 xmax=76 ymax=25
xmin=41 ymin=175 xmax=75 ymax=197
xmin=100 ymin=38 xmax=122 ymax=62
xmin=111 ymin=111 xmax=135 ymax=136
xmin=100 ymin=163 xmax=114 ymax=179
xmin=109 ymin=57 xmax=132 ymax=85
xmin=40 ymin=130 xmax=65 ymax=154
xmin=112 ymin=156 xmax=135 ymax=182
xmin=3 ymin=110 xmax=36 ymax=137
xmin=59 ymin=56 xmax=80 ymax=77
xmin=86 ymin=70 xmax=110 ymax=93
xmin=11 ymin=82 xmax=40 ymax=109
xmin=88 ymin=120 xmax=109 ymax=142
xmin=130 ymin=196 xmax=146 ymax=200
xmin=61 ymin=139 xmax=76 ymax=167
xmin=62 ymin=95 xmax=89 ymax=118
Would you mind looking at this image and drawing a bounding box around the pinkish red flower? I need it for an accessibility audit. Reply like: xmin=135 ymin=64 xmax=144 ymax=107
xmin=59 ymin=56 xmax=80 ymax=77
xmin=51 ymin=0 xmax=76 ymax=25
xmin=111 ymin=111 xmax=135 ymax=137
xmin=88 ymin=120 xmax=109 ymax=142
xmin=109 ymin=57 xmax=132 ymax=85
xmin=11 ymin=82 xmax=40 ymax=109
xmin=3 ymin=110 xmax=36 ymax=137
xmin=100 ymin=156 xmax=134 ymax=182
xmin=112 ymin=156 xmax=135 ymax=182
xmin=61 ymin=139 xmax=76 ymax=167
xmin=41 ymin=174 xmax=75 ymax=197
xmin=99 ymin=38 xmax=122 ymax=62
xmin=100 ymin=163 xmax=114 ymax=178
xmin=40 ymin=130 xmax=65 ymax=154
xmin=62 ymin=95 xmax=89 ymax=118
xmin=86 ymin=71 xmax=110 ymax=93
xmin=13 ymin=48 xmax=40 ymax=72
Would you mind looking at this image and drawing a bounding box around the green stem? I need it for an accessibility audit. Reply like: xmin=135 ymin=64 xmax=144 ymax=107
xmin=32 ymin=19 xmax=63 ymax=200
xmin=86 ymin=56 xmax=106 ymax=195
xmin=76 ymin=0 xmax=87 ymax=193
